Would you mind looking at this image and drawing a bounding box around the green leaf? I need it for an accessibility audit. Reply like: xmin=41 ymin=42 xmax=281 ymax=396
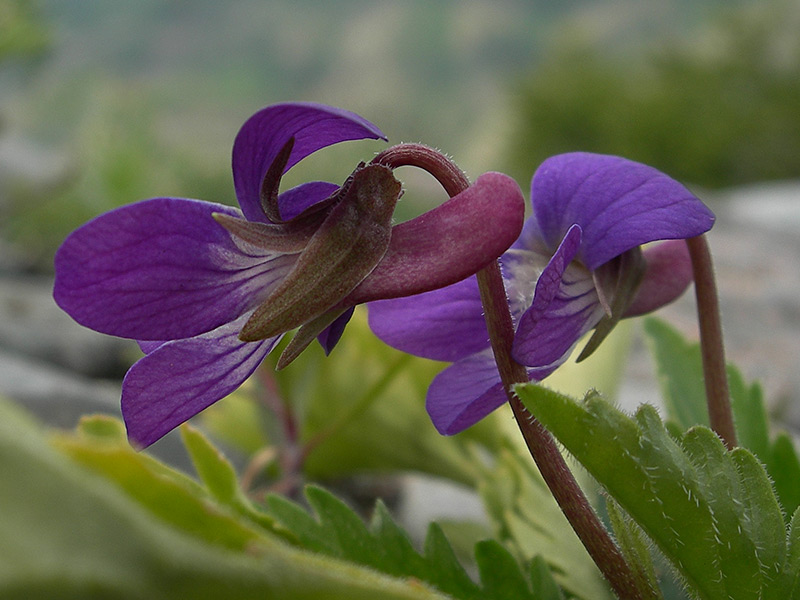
xmin=180 ymin=424 xmax=278 ymax=532
xmin=475 ymin=540 xmax=536 ymax=600
xmin=643 ymin=317 xmax=709 ymax=429
xmin=206 ymin=308 xmax=498 ymax=486
xmin=0 ymin=398 xmax=451 ymax=599
xmin=266 ymin=484 xmax=557 ymax=600
xmin=769 ymin=434 xmax=800 ymax=519
xmin=605 ymin=499 xmax=662 ymax=598
xmin=529 ymin=556 xmax=566 ymax=600
xmin=517 ymin=383 xmax=796 ymax=600
xmin=645 ymin=317 xmax=800 ymax=519
xmin=478 ymin=445 xmax=611 ymax=600
xmin=181 ymin=424 xmax=240 ymax=505
xmin=644 ymin=317 xmax=771 ymax=459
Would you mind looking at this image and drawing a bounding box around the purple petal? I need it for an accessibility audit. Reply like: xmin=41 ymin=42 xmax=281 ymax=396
xmin=368 ymin=275 xmax=488 ymax=362
xmin=625 ymin=240 xmax=695 ymax=317
xmin=512 ymin=225 xmax=607 ymax=367
xmin=232 ymin=103 xmax=386 ymax=222
xmin=277 ymin=181 xmax=339 ymax=221
xmin=347 ymin=172 xmax=525 ymax=304
xmin=427 ymin=350 xmax=558 ymax=435
xmin=122 ymin=313 xmax=281 ymax=448
xmin=531 ymin=153 xmax=715 ymax=270
xmin=316 ymin=306 xmax=355 ymax=355
xmin=54 ymin=197 xmax=297 ymax=341
xmin=426 ymin=352 xmax=508 ymax=435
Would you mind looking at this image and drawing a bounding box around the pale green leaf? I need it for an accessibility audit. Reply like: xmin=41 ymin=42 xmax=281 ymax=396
xmin=478 ymin=446 xmax=611 ymax=600
xmin=0 ymin=398 xmax=450 ymax=599
xmin=605 ymin=499 xmax=662 ymax=598
xmin=266 ymin=484 xmax=559 ymax=600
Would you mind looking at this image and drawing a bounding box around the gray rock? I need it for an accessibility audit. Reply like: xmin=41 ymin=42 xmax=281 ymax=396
xmin=0 ymin=275 xmax=135 ymax=378
xmin=0 ymin=347 xmax=192 ymax=471
xmin=619 ymin=181 xmax=800 ymax=432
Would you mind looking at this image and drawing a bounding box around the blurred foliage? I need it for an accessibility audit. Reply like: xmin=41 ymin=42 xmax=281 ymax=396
xmin=0 ymin=0 xmax=49 ymax=63
xmin=507 ymin=0 xmax=800 ymax=188
xmin=3 ymin=81 xmax=234 ymax=268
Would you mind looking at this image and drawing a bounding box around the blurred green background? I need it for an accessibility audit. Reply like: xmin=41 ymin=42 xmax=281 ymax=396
xmin=1 ymin=0 xmax=799 ymax=270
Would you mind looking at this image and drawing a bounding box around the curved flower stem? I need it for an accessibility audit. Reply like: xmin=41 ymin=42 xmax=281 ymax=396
xmin=374 ymin=142 xmax=652 ymax=599
xmin=476 ymin=263 xmax=654 ymax=600
xmin=686 ymin=235 xmax=737 ymax=449
xmin=372 ymin=143 xmax=471 ymax=197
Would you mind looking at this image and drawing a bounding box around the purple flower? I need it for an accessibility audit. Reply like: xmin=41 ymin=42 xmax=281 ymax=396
xmin=54 ymin=102 xmax=525 ymax=447
xmin=369 ymin=152 xmax=715 ymax=435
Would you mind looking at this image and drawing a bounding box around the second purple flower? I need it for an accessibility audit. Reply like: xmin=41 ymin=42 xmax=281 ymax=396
xmin=369 ymin=152 xmax=716 ymax=435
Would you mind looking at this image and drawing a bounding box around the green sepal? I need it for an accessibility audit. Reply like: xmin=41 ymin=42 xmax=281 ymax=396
xmin=578 ymin=246 xmax=645 ymax=362
xmin=240 ymin=164 xmax=401 ymax=341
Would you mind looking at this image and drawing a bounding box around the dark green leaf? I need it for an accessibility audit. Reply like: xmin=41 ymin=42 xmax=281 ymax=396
xmin=266 ymin=484 xmax=561 ymax=600
xmin=517 ymin=383 xmax=795 ymax=600
xmin=478 ymin=446 xmax=611 ymax=600
xmin=767 ymin=433 xmax=800 ymax=520
xmin=475 ymin=540 xmax=535 ymax=600
xmin=529 ymin=556 xmax=566 ymax=600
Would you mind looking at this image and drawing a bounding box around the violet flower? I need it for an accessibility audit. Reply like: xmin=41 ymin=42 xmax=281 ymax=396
xmin=54 ymin=102 xmax=525 ymax=447
xmin=369 ymin=152 xmax=715 ymax=435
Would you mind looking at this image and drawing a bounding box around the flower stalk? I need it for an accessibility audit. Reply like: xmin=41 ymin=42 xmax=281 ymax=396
xmin=380 ymin=142 xmax=653 ymax=599
xmin=686 ymin=235 xmax=736 ymax=449
xmin=476 ymin=262 xmax=654 ymax=600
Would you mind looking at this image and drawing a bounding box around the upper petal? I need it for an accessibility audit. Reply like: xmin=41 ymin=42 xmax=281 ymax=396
xmin=368 ymin=274 xmax=488 ymax=362
xmin=122 ymin=313 xmax=281 ymax=448
xmin=512 ymin=225 xmax=607 ymax=368
xmin=531 ymin=152 xmax=715 ymax=270
xmin=277 ymin=181 xmax=340 ymax=221
xmin=54 ymin=197 xmax=297 ymax=341
xmin=232 ymin=103 xmax=386 ymax=222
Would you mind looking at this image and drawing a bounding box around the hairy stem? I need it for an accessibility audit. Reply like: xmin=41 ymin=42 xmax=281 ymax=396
xmin=476 ymin=263 xmax=654 ymax=600
xmin=686 ymin=235 xmax=736 ymax=449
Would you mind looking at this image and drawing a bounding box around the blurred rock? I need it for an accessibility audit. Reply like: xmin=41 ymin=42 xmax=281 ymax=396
xmin=0 ymin=347 xmax=120 ymax=428
xmin=0 ymin=274 xmax=135 ymax=378
xmin=620 ymin=180 xmax=800 ymax=431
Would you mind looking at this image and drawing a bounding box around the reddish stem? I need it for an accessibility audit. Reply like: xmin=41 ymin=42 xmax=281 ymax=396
xmin=476 ymin=263 xmax=653 ymax=600
xmin=686 ymin=235 xmax=737 ymax=449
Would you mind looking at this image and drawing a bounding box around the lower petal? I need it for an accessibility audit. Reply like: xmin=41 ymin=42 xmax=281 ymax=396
xmin=121 ymin=313 xmax=281 ymax=448
xmin=368 ymin=275 xmax=488 ymax=362
xmin=426 ymin=350 xmax=559 ymax=435
xmin=426 ymin=352 xmax=507 ymax=435
xmin=512 ymin=225 xmax=606 ymax=367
